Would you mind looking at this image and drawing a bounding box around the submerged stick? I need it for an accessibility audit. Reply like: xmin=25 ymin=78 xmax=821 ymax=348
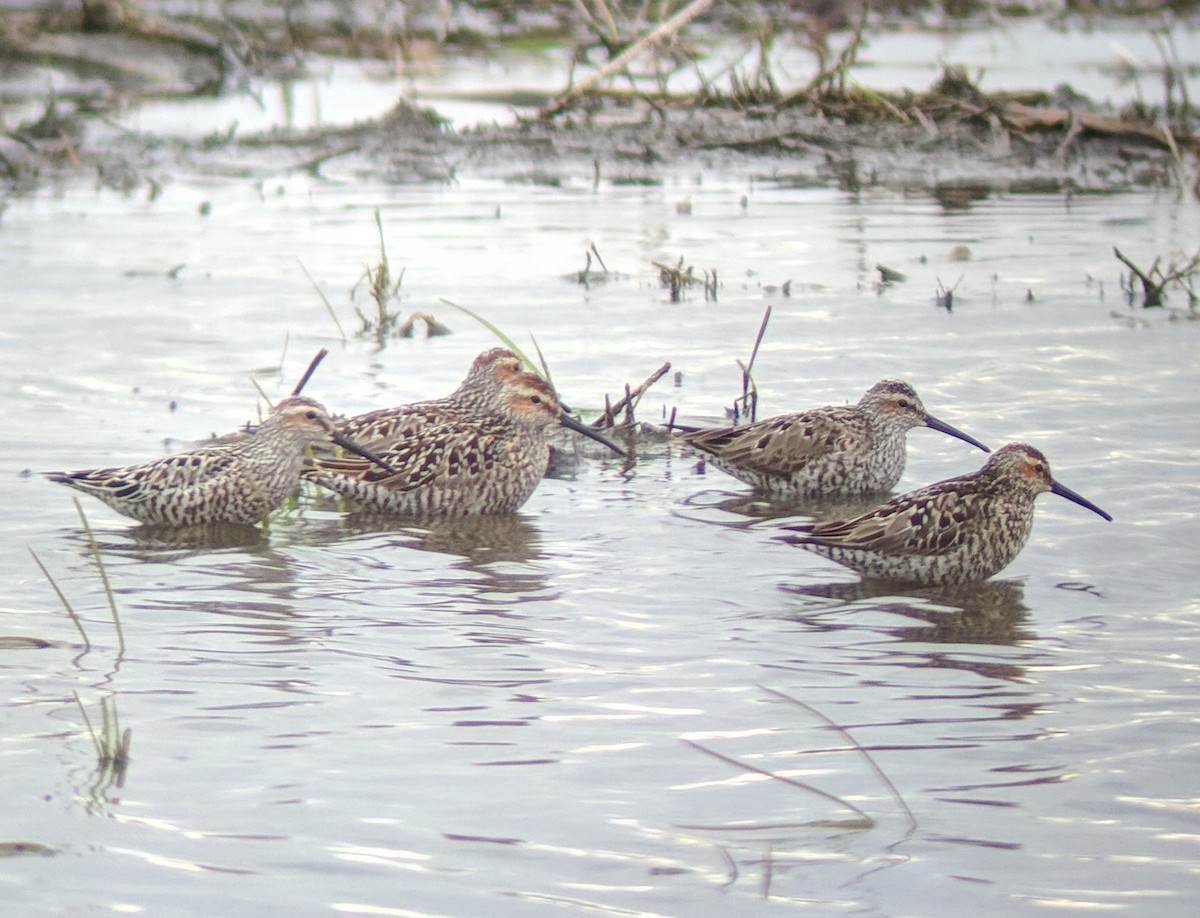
xmin=530 ymin=336 xmax=557 ymax=394
xmin=1114 ymin=246 xmax=1164 ymax=307
xmin=589 ymin=242 xmax=608 ymax=273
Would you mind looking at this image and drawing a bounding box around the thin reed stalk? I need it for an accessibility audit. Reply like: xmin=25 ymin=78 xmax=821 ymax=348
xmin=298 ymin=258 xmax=348 ymax=342
xmin=29 ymin=548 xmax=90 ymax=650
xmin=681 ymin=738 xmax=875 ymax=828
xmin=73 ymin=691 xmax=105 ymax=759
xmin=73 ymin=499 xmax=125 ymax=657
xmin=759 ymin=685 xmax=916 ymax=829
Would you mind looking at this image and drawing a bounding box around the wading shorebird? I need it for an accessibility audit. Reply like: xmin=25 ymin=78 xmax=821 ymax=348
xmin=304 ymin=347 xmax=624 ymax=516
xmin=678 ymin=379 xmax=990 ymax=498
xmin=46 ymin=396 xmax=395 ymax=527
xmin=779 ymin=443 xmax=1112 ymax=585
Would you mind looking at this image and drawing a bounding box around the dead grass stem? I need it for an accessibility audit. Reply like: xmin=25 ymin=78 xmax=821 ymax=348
xmin=27 ymin=548 xmax=90 ymax=650
xmin=298 ymin=258 xmax=349 ymax=343
xmin=73 ymin=499 xmax=125 ymax=657
xmin=593 ymin=362 xmax=672 ymax=429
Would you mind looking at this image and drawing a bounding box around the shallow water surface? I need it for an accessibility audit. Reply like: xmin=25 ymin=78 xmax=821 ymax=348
xmin=1 ymin=169 xmax=1198 ymax=916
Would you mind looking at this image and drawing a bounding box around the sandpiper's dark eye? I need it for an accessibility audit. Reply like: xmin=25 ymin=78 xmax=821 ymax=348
xmin=305 ymin=410 xmax=318 ymax=420
xmin=897 ymin=399 xmax=911 ymax=409
xmin=530 ymin=395 xmax=542 ymax=404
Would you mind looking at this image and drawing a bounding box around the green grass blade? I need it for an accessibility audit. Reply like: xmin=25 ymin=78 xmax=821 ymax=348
xmin=438 ymin=298 xmax=535 ymax=371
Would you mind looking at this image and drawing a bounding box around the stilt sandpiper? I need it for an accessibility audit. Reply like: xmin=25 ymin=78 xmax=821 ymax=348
xmin=47 ymin=396 xmax=394 ymax=526
xmin=305 ymin=347 xmax=623 ymax=516
xmin=679 ymin=379 xmax=989 ymax=498
xmin=779 ymin=442 xmax=1112 ymax=584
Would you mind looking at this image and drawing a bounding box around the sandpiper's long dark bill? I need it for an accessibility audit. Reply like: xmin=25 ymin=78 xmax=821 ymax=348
xmin=1049 ymin=477 xmax=1112 ymax=521
xmin=559 ymin=410 xmax=625 ymax=457
xmin=923 ymin=412 xmax=990 ymax=453
xmin=778 ymin=443 xmax=1111 ymax=585
xmin=328 ymin=430 xmax=399 ymax=475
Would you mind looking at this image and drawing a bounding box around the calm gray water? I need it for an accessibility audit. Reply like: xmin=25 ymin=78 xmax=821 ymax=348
xmin=2 ymin=162 xmax=1198 ymax=915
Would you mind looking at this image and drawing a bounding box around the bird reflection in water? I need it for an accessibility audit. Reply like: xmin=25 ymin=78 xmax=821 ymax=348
xmin=677 ymin=488 xmax=887 ymax=531
xmin=781 ymin=577 xmax=1033 ymax=648
xmin=335 ymin=511 xmax=543 ymax=569
xmin=127 ymin=521 xmax=269 ymax=552
xmin=318 ymin=511 xmax=550 ymax=623
xmin=780 ymin=577 xmax=1039 ymax=686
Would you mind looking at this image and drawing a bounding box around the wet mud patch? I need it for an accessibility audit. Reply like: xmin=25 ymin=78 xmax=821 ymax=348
xmin=0 ymin=2 xmax=1195 ymax=196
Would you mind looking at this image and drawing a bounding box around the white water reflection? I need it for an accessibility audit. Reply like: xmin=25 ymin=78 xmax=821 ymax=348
xmin=1 ymin=163 xmax=1198 ymax=916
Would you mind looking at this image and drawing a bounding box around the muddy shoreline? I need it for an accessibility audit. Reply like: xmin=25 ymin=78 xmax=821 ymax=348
xmin=1 ymin=2 xmax=1195 ymax=197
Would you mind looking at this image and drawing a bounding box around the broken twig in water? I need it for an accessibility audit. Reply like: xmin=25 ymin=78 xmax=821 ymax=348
xmin=291 ymin=348 xmax=329 ymax=396
xmin=935 ymin=275 xmax=962 ymax=311
xmin=540 ymin=0 xmax=719 ymax=117
xmin=656 ymin=257 xmax=695 ymax=302
xmin=396 ymin=312 xmax=452 ymax=338
xmin=593 ymin=362 xmax=672 ymax=428
xmin=1114 ymin=245 xmax=1200 ymax=308
xmin=732 ymin=305 xmax=771 ymax=423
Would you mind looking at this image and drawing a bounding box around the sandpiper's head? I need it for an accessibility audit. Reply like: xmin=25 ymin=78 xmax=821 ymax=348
xmin=450 ymin=348 xmax=548 ymax=411
xmin=859 ymin=379 xmax=932 ymax=429
xmin=489 ymin=359 xmax=626 ymax=456
xmin=456 ymin=348 xmax=528 ymax=399
xmin=268 ymin=396 xmax=338 ymax=444
xmin=861 ymin=379 xmax=989 ymax=452
xmin=268 ymin=396 xmax=398 ymax=473
xmin=985 ymin=443 xmax=1112 ymax=521
xmin=454 ymin=347 xmax=624 ymax=455
xmin=496 ymin=372 xmax=567 ymax=428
